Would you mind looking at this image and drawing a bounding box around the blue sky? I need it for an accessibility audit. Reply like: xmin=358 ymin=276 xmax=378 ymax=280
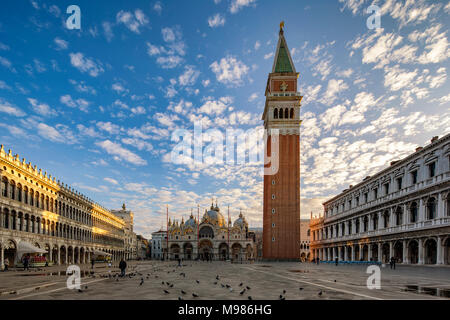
xmin=0 ymin=0 xmax=449 ymax=238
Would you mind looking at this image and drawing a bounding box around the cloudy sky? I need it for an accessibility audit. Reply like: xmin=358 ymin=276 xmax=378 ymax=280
xmin=0 ymin=0 xmax=449 ymax=238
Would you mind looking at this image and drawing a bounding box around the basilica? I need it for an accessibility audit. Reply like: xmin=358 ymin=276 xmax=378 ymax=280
xmin=167 ymin=202 xmax=255 ymax=261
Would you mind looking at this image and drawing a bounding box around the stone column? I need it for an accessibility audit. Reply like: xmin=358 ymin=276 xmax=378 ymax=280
xmin=351 ymin=245 xmax=355 ymax=261
xmin=419 ymin=198 xmax=425 ymax=222
xmin=344 ymin=246 xmax=348 ymax=260
xmin=378 ymin=244 xmax=382 ymax=263
xmin=389 ymin=242 xmax=393 ymax=260
xmin=437 ymin=193 xmax=444 ymax=218
xmin=72 ymin=249 xmax=75 ymax=264
xmin=1 ymin=244 xmax=4 ymax=271
xmin=65 ymin=248 xmax=68 ymax=265
xmin=437 ymin=237 xmax=443 ymax=265
xmin=368 ymin=244 xmax=372 ymax=261
xmin=403 ymin=241 xmax=408 ymax=264
xmin=418 ymin=238 xmax=424 ymax=265
xmin=57 ymin=247 xmax=61 ymax=266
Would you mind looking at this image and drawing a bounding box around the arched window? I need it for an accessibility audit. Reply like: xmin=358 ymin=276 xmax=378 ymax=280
xmin=17 ymin=184 xmax=22 ymax=202
xmin=307 ymin=229 xmax=310 ymax=237
xmin=29 ymin=189 xmax=34 ymax=206
xmin=284 ymin=108 xmax=288 ymax=118
xmin=373 ymin=214 xmax=378 ymax=230
xmin=363 ymin=216 xmax=368 ymax=232
xmin=1 ymin=177 xmax=7 ymax=197
xmin=410 ymin=202 xmax=418 ymax=222
xmin=383 ymin=211 xmax=389 ymax=228
xmin=355 ymin=219 xmax=360 ymax=233
xmin=23 ymin=186 xmax=28 ymax=204
xmin=274 ymin=108 xmax=278 ymax=119
xmin=348 ymin=220 xmax=352 ymax=234
xmin=427 ymin=197 xmax=436 ymax=220
xmin=290 ymin=108 xmax=294 ymax=119
xmin=395 ymin=207 xmax=403 ymax=226
xmin=9 ymin=180 xmax=15 ymax=200
xmin=35 ymin=192 xmax=40 ymax=208
xmin=279 ymin=108 xmax=283 ymax=119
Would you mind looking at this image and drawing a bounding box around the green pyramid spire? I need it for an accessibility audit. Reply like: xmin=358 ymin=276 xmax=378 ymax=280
xmin=274 ymin=38 xmax=294 ymax=73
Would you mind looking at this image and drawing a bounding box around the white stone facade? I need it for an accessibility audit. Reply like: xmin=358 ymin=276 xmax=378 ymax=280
xmin=310 ymin=134 xmax=450 ymax=265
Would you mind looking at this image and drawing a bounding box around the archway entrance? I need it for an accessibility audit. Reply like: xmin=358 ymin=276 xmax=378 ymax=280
xmin=231 ymin=243 xmax=242 ymax=262
xmin=371 ymin=244 xmax=378 ymax=261
xmin=52 ymin=246 xmax=58 ymax=264
xmin=198 ymin=239 xmax=213 ymax=261
xmin=4 ymin=240 xmax=16 ymax=266
xmin=394 ymin=241 xmax=403 ymax=263
xmin=444 ymin=238 xmax=450 ymax=265
xmin=354 ymin=245 xmax=360 ymax=260
xmin=347 ymin=246 xmax=352 ymax=261
xmin=183 ymin=243 xmax=193 ymax=260
xmin=424 ymin=238 xmax=437 ymax=264
xmin=362 ymin=245 xmax=368 ymax=261
xmin=382 ymin=243 xmax=390 ymax=263
xmin=170 ymin=244 xmax=180 ymax=260
xmin=408 ymin=240 xmax=418 ymax=264
xmin=218 ymin=243 xmax=228 ymax=261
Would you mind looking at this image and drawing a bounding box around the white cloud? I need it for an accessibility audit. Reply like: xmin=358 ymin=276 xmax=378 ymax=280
xmin=248 ymin=93 xmax=258 ymax=102
xmin=0 ymin=99 xmax=25 ymax=117
xmin=28 ymin=98 xmax=57 ymax=116
xmin=178 ymin=65 xmax=200 ymax=86
xmin=210 ymin=55 xmax=249 ymax=86
xmin=229 ymin=0 xmax=256 ymax=14
xmin=112 ymin=83 xmax=129 ymax=94
xmin=69 ymin=79 xmax=96 ymax=95
xmin=156 ymin=55 xmax=183 ymax=69
xmin=96 ymin=140 xmax=147 ymax=165
xmin=319 ymin=79 xmax=349 ymax=105
xmin=54 ymin=38 xmax=68 ymax=50
xmin=208 ymin=14 xmax=225 ymax=28
xmin=104 ymin=177 xmax=119 ymax=185
xmin=198 ymin=96 xmax=233 ymax=115
xmin=153 ymin=2 xmax=162 ymax=14
xmin=383 ymin=65 xmax=418 ymax=91
xmin=102 ymin=22 xmax=114 ymax=42
xmin=264 ymin=52 xmax=274 ymax=60
xmin=59 ymin=94 xmax=90 ymax=112
xmin=69 ymin=52 xmax=104 ymax=77
xmin=116 ymin=9 xmax=148 ymax=33
xmin=254 ymin=41 xmax=260 ymax=50
xmin=96 ymin=121 xmax=121 ymax=135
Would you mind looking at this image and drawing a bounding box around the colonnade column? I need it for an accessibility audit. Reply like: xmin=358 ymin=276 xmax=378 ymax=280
xmin=402 ymin=241 xmax=407 ymax=264
xmin=1 ymin=245 xmax=4 ymax=270
xmin=344 ymin=246 xmax=348 ymax=260
xmin=57 ymin=248 xmax=61 ymax=266
xmin=437 ymin=237 xmax=443 ymax=265
xmin=351 ymin=245 xmax=355 ymax=261
xmin=389 ymin=242 xmax=393 ymax=260
xmin=368 ymin=244 xmax=372 ymax=261
xmin=378 ymin=244 xmax=382 ymax=263
xmin=418 ymin=238 xmax=424 ymax=265
xmin=338 ymin=246 xmax=342 ymax=261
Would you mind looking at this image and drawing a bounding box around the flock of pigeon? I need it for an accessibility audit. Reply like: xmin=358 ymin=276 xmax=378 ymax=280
xmin=76 ymin=262 xmax=326 ymax=300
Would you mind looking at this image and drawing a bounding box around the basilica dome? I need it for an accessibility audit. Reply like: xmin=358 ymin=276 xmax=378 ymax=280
xmin=233 ymin=212 xmax=248 ymax=228
xmin=184 ymin=214 xmax=197 ymax=228
xmin=202 ymin=203 xmax=226 ymax=227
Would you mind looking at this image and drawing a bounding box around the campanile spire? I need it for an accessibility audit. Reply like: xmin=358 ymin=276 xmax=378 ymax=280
xmin=262 ymin=23 xmax=302 ymax=260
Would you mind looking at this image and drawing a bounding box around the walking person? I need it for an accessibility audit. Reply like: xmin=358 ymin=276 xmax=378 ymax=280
xmin=91 ymin=258 xmax=95 ymax=270
xmin=119 ymin=258 xmax=127 ymax=277
xmin=3 ymin=257 xmax=9 ymax=271
xmin=23 ymin=255 xmax=30 ymax=271
xmin=390 ymin=256 xmax=396 ymax=270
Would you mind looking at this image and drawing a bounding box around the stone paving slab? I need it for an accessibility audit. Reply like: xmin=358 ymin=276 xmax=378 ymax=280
xmin=1 ymin=261 xmax=449 ymax=300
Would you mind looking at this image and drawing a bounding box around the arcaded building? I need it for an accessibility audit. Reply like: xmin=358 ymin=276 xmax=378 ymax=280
xmin=167 ymin=203 xmax=255 ymax=261
xmin=310 ymin=134 xmax=450 ymax=265
xmin=0 ymin=145 xmax=129 ymax=269
xmin=262 ymin=23 xmax=301 ymax=260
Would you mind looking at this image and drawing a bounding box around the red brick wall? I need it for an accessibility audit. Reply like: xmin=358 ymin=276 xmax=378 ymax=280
xmin=263 ymin=134 xmax=300 ymax=259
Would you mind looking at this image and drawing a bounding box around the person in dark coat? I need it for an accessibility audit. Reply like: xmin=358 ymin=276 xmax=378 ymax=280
xmin=119 ymin=259 xmax=127 ymax=277
xmin=91 ymin=258 xmax=95 ymax=269
xmin=390 ymin=256 xmax=396 ymax=269
xmin=23 ymin=255 xmax=30 ymax=271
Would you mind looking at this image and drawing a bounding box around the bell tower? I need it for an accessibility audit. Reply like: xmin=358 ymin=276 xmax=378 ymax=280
xmin=262 ymin=22 xmax=302 ymax=260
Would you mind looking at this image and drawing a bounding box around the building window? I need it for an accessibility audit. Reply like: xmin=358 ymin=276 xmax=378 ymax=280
xmin=383 ymin=211 xmax=389 ymax=228
xmin=272 ymin=194 xmax=275 ymax=200
xmin=427 ymin=197 xmax=436 ymax=220
xmin=364 ymin=193 xmax=368 ymax=203
xmin=383 ymin=183 xmax=389 ymax=195
xmin=272 ymin=180 xmax=275 ymax=185
xmin=374 ymin=188 xmax=378 ymax=200
xmin=272 ymin=223 xmax=275 ymax=228
xmin=411 ymin=170 xmax=418 ymax=184
xmin=410 ymin=202 xmax=418 ymax=223
xmin=274 ymin=108 xmax=278 ymax=119
xmin=428 ymin=162 xmax=436 ymax=178
xmin=271 ymin=208 xmax=276 ymax=214
xmin=396 ymin=177 xmax=402 ymax=190
xmin=356 ymin=197 xmax=359 ymax=206
xmin=272 ymin=237 xmax=275 ymax=242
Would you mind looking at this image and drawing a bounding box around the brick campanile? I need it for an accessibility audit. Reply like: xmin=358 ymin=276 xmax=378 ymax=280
xmin=262 ymin=23 xmax=302 ymax=260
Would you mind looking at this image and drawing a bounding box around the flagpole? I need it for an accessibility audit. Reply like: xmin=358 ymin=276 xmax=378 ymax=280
xmin=197 ymin=204 xmax=200 ymax=260
xmin=227 ymin=205 xmax=230 ymax=261
xmin=166 ymin=204 xmax=168 ymax=261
